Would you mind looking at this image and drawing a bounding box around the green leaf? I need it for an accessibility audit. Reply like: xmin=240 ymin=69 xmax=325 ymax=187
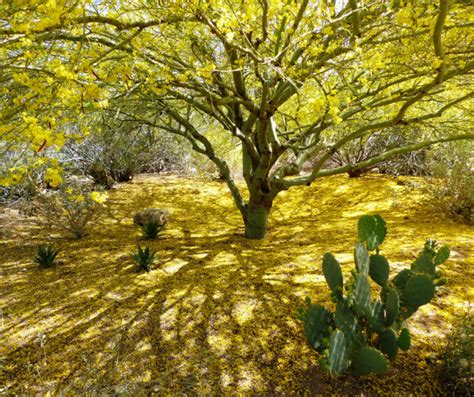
xmin=322 ymin=253 xmax=343 ymax=298
xmin=351 ymin=347 xmax=389 ymax=376
xmin=369 ymin=254 xmax=390 ymax=286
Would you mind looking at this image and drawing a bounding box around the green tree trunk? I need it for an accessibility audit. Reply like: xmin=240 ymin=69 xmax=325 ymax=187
xmin=244 ymin=199 xmax=272 ymax=239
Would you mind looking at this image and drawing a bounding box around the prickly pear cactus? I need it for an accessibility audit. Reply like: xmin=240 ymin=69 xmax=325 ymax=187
xmin=298 ymin=214 xmax=449 ymax=377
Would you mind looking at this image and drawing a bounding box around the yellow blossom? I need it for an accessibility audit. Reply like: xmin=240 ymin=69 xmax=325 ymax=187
xmin=45 ymin=168 xmax=63 ymax=187
xmin=90 ymin=191 xmax=108 ymax=204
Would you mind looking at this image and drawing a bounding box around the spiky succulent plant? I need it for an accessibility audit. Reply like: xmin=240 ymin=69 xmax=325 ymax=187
xmin=298 ymin=215 xmax=449 ymax=377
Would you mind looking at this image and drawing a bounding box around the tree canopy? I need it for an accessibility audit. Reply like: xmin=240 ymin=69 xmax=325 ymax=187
xmin=1 ymin=0 xmax=473 ymax=238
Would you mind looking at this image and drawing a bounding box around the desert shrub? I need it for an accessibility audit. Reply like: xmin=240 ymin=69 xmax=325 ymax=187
xmin=377 ymin=148 xmax=428 ymax=177
xmin=298 ymin=215 xmax=449 ymax=377
xmin=34 ymin=244 xmax=60 ymax=268
xmin=62 ymin=117 xmax=194 ymax=187
xmin=62 ymin=122 xmax=151 ymax=188
xmin=439 ymin=312 xmax=474 ymax=396
xmin=0 ymin=174 xmax=38 ymax=207
xmin=330 ymin=130 xmax=429 ymax=178
xmin=0 ymin=147 xmax=73 ymax=212
xmin=26 ymin=183 xmax=107 ymax=238
xmin=132 ymin=245 xmax=156 ymax=272
xmin=0 ymin=151 xmax=47 ymax=207
xmin=86 ymin=160 xmax=115 ymax=189
xmin=426 ymin=141 xmax=473 ymax=224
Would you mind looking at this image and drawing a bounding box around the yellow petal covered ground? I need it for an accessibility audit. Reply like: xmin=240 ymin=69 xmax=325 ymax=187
xmin=1 ymin=174 xmax=472 ymax=394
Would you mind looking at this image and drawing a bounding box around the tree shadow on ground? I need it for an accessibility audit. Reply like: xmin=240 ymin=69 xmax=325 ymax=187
xmin=1 ymin=174 xmax=472 ymax=394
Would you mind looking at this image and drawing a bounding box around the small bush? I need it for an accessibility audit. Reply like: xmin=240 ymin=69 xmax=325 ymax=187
xmin=426 ymin=142 xmax=473 ymax=224
xmin=0 ymin=156 xmax=58 ymax=209
xmin=329 ymin=130 xmax=429 ymax=177
xmin=439 ymin=312 xmax=474 ymax=396
xmin=140 ymin=219 xmax=165 ymax=239
xmin=61 ymin=117 xmax=195 ymax=188
xmin=34 ymin=244 xmax=59 ymax=268
xmin=298 ymin=215 xmax=449 ymax=377
xmin=87 ymin=161 xmax=115 ymax=189
xmin=132 ymin=245 xmax=156 ymax=272
xmin=27 ymin=183 xmax=107 ymax=238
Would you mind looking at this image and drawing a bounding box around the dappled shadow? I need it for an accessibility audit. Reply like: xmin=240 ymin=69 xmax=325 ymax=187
xmin=1 ymin=174 xmax=472 ymax=394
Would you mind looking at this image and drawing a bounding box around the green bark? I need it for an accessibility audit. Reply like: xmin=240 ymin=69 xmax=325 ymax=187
xmin=244 ymin=201 xmax=271 ymax=239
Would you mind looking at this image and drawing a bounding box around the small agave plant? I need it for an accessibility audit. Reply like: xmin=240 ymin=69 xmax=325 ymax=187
xmin=132 ymin=245 xmax=156 ymax=272
xmin=298 ymin=214 xmax=449 ymax=377
xmin=34 ymin=244 xmax=60 ymax=268
xmin=140 ymin=220 xmax=165 ymax=239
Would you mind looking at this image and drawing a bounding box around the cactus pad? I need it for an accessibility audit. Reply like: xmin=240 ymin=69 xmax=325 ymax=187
xmin=357 ymin=214 xmax=387 ymax=251
xmin=392 ymin=268 xmax=413 ymax=291
xmin=399 ymin=305 xmax=419 ymax=321
xmin=378 ymin=328 xmax=398 ymax=361
xmin=411 ymin=254 xmax=435 ymax=277
xmin=351 ymin=347 xmax=389 ymax=376
xmin=397 ymin=328 xmax=411 ymax=351
xmin=353 ymin=273 xmax=371 ymax=316
xmin=385 ymin=288 xmax=399 ymax=327
xmin=434 ymin=245 xmax=450 ymax=265
xmin=402 ymin=274 xmax=435 ymax=307
xmin=355 ymin=242 xmax=370 ymax=275
xmin=369 ymin=300 xmax=385 ymax=333
xmin=327 ymin=329 xmax=350 ymax=376
xmin=335 ymin=301 xmax=365 ymax=352
xmin=369 ymin=254 xmax=390 ymax=286
xmin=323 ymin=253 xmax=343 ymax=298
xmin=303 ymin=304 xmax=333 ymax=351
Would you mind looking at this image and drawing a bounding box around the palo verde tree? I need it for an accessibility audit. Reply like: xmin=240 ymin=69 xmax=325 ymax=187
xmin=1 ymin=0 xmax=473 ymax=238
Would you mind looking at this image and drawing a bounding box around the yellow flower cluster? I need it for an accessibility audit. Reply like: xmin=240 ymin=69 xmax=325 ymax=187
xmin=89 ymin=191 xmax=109 ymax=204
xmin=44 ymin=168 xmax=63 ymax=187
